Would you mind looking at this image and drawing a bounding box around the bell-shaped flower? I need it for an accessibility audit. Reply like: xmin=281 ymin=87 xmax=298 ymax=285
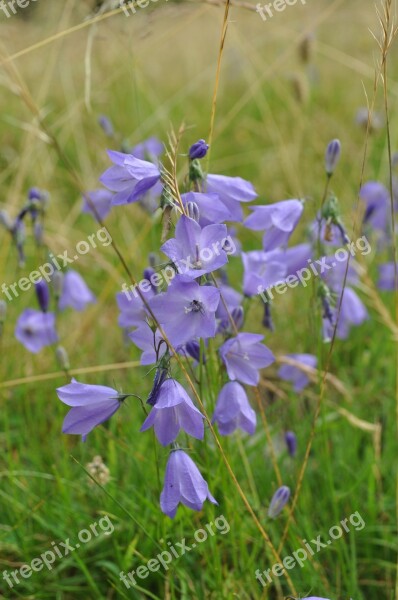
xmin=244 ymin=199 xmax=304 ymax=251
xmin=59 ymin=270 xmax=95 ymax=312
xmin=82 ymin=189 xmax=114 ymax=220
xmin=212 ymin=382 xmax=256 ymax=435
xmin=278 ymin=354 xmax=317 ymax=392
xmin=15 ymin=309 xmax=58 ymax=353
xmin=219 ymin=332 xmax=274 ymax=386
xmin=205 ymin=173 xmax=257 ymax=221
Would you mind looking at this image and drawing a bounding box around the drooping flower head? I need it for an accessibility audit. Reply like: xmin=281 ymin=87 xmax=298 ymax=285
xmin=15 ymin=309 xmax=58 ymax=353
xmin=82 ymin=189 xmax=114 ymax=221
xmin=59 ymin=270 xmax=96 ymax=312
xmin=205 ymin=173 xmax=257 ymax=222
xmin=212 ymin=382 xmax=256 ymax=435
xmin=278 ymin=354 xmax=317 ymax=392
xmin=244 ymin=199 xmax=304 ymax=251
xmin=140 ymin=379 xmax=204 ymax=445
xmin=242 ymin=250 xmax=286 ymax=297
xmin=219 ymin=333 xmax=275 ymax=386
xmin=56 ymin=379 xmax=124 ymax=441
xmin=160 ymin=449 xmax=217 ymax=518
xmin=100 ymin=150 xmax=161 ymax=206
xmin=325 ymin=138 xmax=341 ymax=176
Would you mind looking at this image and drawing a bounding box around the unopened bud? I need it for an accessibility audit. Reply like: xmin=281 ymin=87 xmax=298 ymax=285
xmin=52 ymin=271 xmax=64 ymax=299
xmin=268 ymin=485 xmax=290 ymax=519
xmin=98 ymin=115 xmax=114 ymax=138
xmin=56 ymin=346 xmax=70 ymax=371
xmin=186 ymin=340 xmax=206 ymax=363
xmin=325 ymin=139 xmax=341 ymax=176
xmin=186 ymin=201 xmax=200 ymax=222
xmin=35 ymin=281 xmax=50 ymax=312
xmin=189 ymin=139 xmax=209 ymax=160
xmin=231 ymin=306 xmax=244 ymax=330
xmin=284 ymin=431 xmax=297 ymax=457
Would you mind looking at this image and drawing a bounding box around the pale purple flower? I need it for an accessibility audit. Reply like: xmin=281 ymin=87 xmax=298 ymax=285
xmin=268 ymin=485 xmax=290 ymax=518
xmin=116 ymin=284 xmax=155 ymax=328
xmin=282 ymin=243 xmax=313 ymax=276
xmin=189 ymin=139 xmax=209 ymax=160
xmin=129 ymin=323 xmax=166 ymax=365
xmin=206 ymin=174 xmax=257 ymax=221
xmin=161 ymin=216 xmax=229 ymax=278
xmin=131 ymin=137 xmax=163 ymax=161
xmin=59 ymin=270 xmax=96 ymax=312
xmin=56 ymin=378 xmax=122 ymax=441
xmin=100 ymin=150 xmax=160 ymax=205
xmin=181 ymin=192 xmax=232 ymax=226
xmin=244 ymin=199 xmax=304 ymax=251
xmin=323 ymin=287 xmax=368 ymax=341
xmin=140 ymin=379 xmax=204 ymax=445
xmin=378 ymin=262 xmax=397 ymax=290
xmin=82 ymin=189 xmax=114 ymax=220
xmin=242 ymin=250 xmax=287 ymax=297
xmin=215 ymin=283 xmax=243 ymax=323
xmin=212 ymin=381 xmax=256 ymax=435
xmin=219 ymin=332 xmax=275 ymax=386
xmin=149 ymin=275 xmax=220 ymax=346
xmin=360 ymin=181 xmax=389 ymax=232
xmin=160 ymin=450 xmax=217 ymax=518
xmin=278 ymin=354 xmax=317 ymax=391
xmin=15 ymin=309 xmax=58 ymax=353
xmin=98 ymin=115 xmax=114 ymax=137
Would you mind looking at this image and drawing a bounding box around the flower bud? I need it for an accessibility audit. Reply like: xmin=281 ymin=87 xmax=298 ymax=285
xmin=52 ymin=271 xmax=64 ymax=299
xmin=0 ymin=210 xmax=13 ymax=231
xmin=186 ymin=340 xmax=206 ymax=363
xmin=186 ymin=201 xmax=200 ymax=222
xmin=189 ymin=139 xmax=209 ymax=160
xmin=231 ymin=306 xmax=244 ymax=330
xmin=98 ymin=115 xmax=114 ymax=138
xmin=35 ymin=281 xmax=50 ymax=312
xmin=325 ymin=139 xmax=341 ymax=176
xmin=285 ymin=431 xmax=297 ymax=457
xmin=268 ymin=485 xmax=291 ymax=519
xmin=56 ymin=346 xmax=70 ymax=371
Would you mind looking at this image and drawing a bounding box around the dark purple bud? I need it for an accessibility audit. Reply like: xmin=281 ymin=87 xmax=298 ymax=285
xmin=186 ymin=201 xmax=200 ymax=222
xmin=285 ymin=431 xmax=297 ymax=457
xmin=262 ymin=302 xmax=274 ymax=332
xmin=147 ymin=368 xmax=168 ymax=406
xmin=189 ymin=139 xmax=209 ymax=160
xmin=231 ymin=306 xmax=244 ymax=330
xmin=98 ymin=115 xmax=114 ymax=137
xmin=325 ymin=139 xmax=341 ymax=176
xmin=186 ymin=340 xmax=206 ymax=363
xmin=28 ymin=188 xmax=44 ymax=201
xmin=35 ymin=281 xmax=50 ymax=312
xmin=268 ymin=485 xmax=291 ymax=519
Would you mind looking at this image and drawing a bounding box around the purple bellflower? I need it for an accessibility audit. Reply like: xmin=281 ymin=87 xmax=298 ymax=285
xmin=149 ymin=275 xmax=220 ymax=346
xmin=130 ymin=136 xmax=163 ymax=161
xmin=82 ymin=189 xmax=114 ymax=221
xmin=56 ymin=378 xmax=123 ymax=441
xmin=59 ymin=270 xmax=96 ymax=312
xmin=15 ymin=309 xmax=58 ymax=353
xmin=325 ymin=139 xmax=341 ymax=175
xmin=285 ymin=431 xmax=297 ymax=456
xmin=129 ymin=324 xmax=166 ymax=365
xmin=378 ymin=262 xmax=397 ymax=290
xmin=244 ymin=199 xmax=304 ymax=251
xmin=140 ymin=379 xmax=204 ymax=445
xmin=323 ymin=287 xmax=368 ymax=341
xmin=219 ymin=332 xmax=275 ymax=386
xmin=181 ymin=192 xmax=232 ymax=226
xmin=161 ymin=215 xmax=229 ymax=278
xmin=360 ymin=181 xmax=390 ymax=232
xmin=268 ymin=485 xmax=290 ymax=518
xmin=35 ymin=280 xmax=50 ymax=312
xmin=206 ymin=174 xmax=257 ymax=221
xmin=278 ymin=354 xmax=317 ymax=392
xmin=242 ymin=250 xmax=287 ymax=297
xmin=100 ymin=150 xmax=161 ymax=206
xmin=117 ymin=282 xmax=156 ymax=328
xmin=160 ymin=449 xmax=217 ymax=518
xmin=212 ymin=381 xmax=256 ymax=435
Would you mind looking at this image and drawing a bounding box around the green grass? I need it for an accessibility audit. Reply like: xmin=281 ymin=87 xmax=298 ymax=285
xmin=0 ymin=0 xmax=397 ymax=598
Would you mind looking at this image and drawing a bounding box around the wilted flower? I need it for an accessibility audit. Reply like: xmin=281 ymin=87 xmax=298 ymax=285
xmin=189 ymin=139 xmax=209 ymax=160
xmin=15 ymin=309 xmax=58 ymax=353
xmin=212 ymin=382 xmax=256 ymax=435
xmin=59 ymin=270 xmax=96 ymax=312
xmin=278 ymin=354 xmax=317 ymax=392
xmin=160 ymin=449 xmax=217 ymax=518
xmin=140 ymin=379 xmax=204 ymax=445
xmin=325 ymin=139 xmax=341 ymax=176
xmin=149 ymin=275 xmax=220 ymax=346
xmin=100 ymin=150 xmax=161 ymax=205
xmin=219 ymin=332 xmax=275 ymax=386
xmin=86 ymin=455 xmax=111 ymax=486
xmin=268 ymin=485 xmax=290 ymax=518
xmin=284 ymin=431 xmax=297 ymax=456
xmin=56 ymin=379 xmax=124 ymax=441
